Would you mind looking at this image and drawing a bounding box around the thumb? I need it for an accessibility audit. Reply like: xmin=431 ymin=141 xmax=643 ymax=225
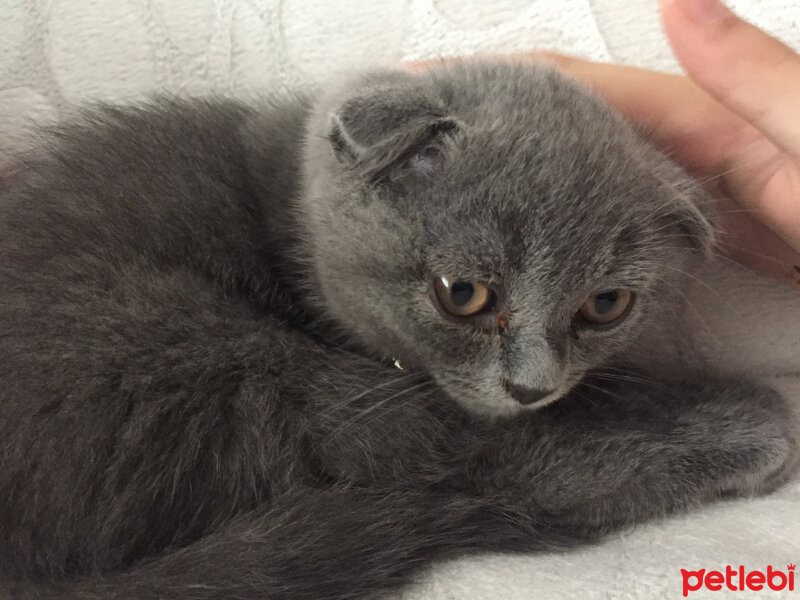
xmin=659 ymin=0 xmax=800 ymax=157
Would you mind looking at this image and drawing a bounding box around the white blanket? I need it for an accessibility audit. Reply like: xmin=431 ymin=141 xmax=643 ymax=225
xmin=2 ymin=1 xmax=799 ymax=598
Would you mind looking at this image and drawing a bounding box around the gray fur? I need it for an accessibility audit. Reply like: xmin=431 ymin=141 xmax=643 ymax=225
xmin=0 ymin=62 xmax=796 ymax=600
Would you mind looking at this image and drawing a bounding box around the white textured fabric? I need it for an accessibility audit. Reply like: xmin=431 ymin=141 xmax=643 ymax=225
xmin=1 ymin=1 xmax=799 ymax=598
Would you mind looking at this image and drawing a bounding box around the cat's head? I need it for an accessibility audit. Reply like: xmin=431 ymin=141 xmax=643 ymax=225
xmin=300 ymin=61 xmax=713 ymax=417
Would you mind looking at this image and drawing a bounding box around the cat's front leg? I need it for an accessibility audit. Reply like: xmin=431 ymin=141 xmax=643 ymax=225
xmin=470 ymin=374 xmax=798 ymax=533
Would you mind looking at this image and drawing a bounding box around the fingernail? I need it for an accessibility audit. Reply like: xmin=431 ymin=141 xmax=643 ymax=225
xmin=669 ymin=0 xmax=729 ymax=24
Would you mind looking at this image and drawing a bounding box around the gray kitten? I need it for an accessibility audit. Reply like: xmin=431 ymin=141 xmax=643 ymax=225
xmin=0 ymin=61 xmax=796 ymax=600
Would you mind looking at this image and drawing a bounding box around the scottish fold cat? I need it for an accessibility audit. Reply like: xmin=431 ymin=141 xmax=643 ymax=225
xmin=0 ymin=61 xmax=796 ymax=599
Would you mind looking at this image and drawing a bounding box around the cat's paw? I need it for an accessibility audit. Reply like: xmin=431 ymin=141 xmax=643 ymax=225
xmin=516 ymin=376 xmax=799 ymax=530
xmin=695 ymin=379 xmax=799 ymax=499
xmin=744 ymin=399 xmax=800 ymax=496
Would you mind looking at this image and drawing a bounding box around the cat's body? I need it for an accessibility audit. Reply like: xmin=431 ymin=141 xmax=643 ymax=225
xmin=0 ymin=63 xmax=796 ymax=600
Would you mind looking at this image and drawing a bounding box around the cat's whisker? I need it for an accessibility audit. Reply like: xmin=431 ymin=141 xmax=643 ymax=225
xmin=320 ymin=372 xmax=425 ymax=418
xmin=666 ymin=244 xmax=794 ymax=267
xmin=577 ymin=381 xmax=631 ymax=404
xmin=325 ymin=380 xmax=436 ymax=442
xmin=590 ymin=371 xmax=675 ymax=396
xmin=590 ymin=371 xmax=659 ymax=387
xmin=651 ymin=235 xmax=713 ymax=242
xmin=715 ymin=244 xmax=800 ymax=266
xmin=650 ymin=273 xmax=723 ymax=346
xmin=640 ymin=217 xmax=698 ymax=238
xmin=710 ymin=208 xmax=769 ymax=216
xmin=647 ymin=261 xmax=727 ymax=302
xmin=677 ymin=152 xmax=782 ymax=190
xmin=358 ymin=390 xmax=436 ymax=432
xmin=572 ymin=389 xmax=602 ymax=409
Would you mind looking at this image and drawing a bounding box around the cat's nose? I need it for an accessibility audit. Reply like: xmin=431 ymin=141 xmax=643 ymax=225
xmin=504 ymin=382 xmax=555 ymax=406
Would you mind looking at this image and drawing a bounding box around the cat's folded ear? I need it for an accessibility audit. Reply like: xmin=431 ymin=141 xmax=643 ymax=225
xmin=667 ymin=186 xmax=717 ymax=255
xmin=326 ymin=76 xmax=460 ymax=182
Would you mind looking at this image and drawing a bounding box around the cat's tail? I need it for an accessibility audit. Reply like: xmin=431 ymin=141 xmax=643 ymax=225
xmin=15 ymin=487 xmax=588 ymax=600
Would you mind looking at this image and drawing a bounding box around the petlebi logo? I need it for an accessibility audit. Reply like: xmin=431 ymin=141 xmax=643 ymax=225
xmin=681 ymin=564 xmax=796 ymax=596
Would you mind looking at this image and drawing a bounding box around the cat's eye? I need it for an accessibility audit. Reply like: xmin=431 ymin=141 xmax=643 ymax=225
xmin=432 ymin=277 xmax=494 ymax=317
xmin=578 ymin=289 xmax=634 ymax=325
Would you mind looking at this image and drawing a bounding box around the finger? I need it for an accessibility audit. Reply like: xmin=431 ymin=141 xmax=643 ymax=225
xmin=660 ymin=0 xmax=800 ymax=157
